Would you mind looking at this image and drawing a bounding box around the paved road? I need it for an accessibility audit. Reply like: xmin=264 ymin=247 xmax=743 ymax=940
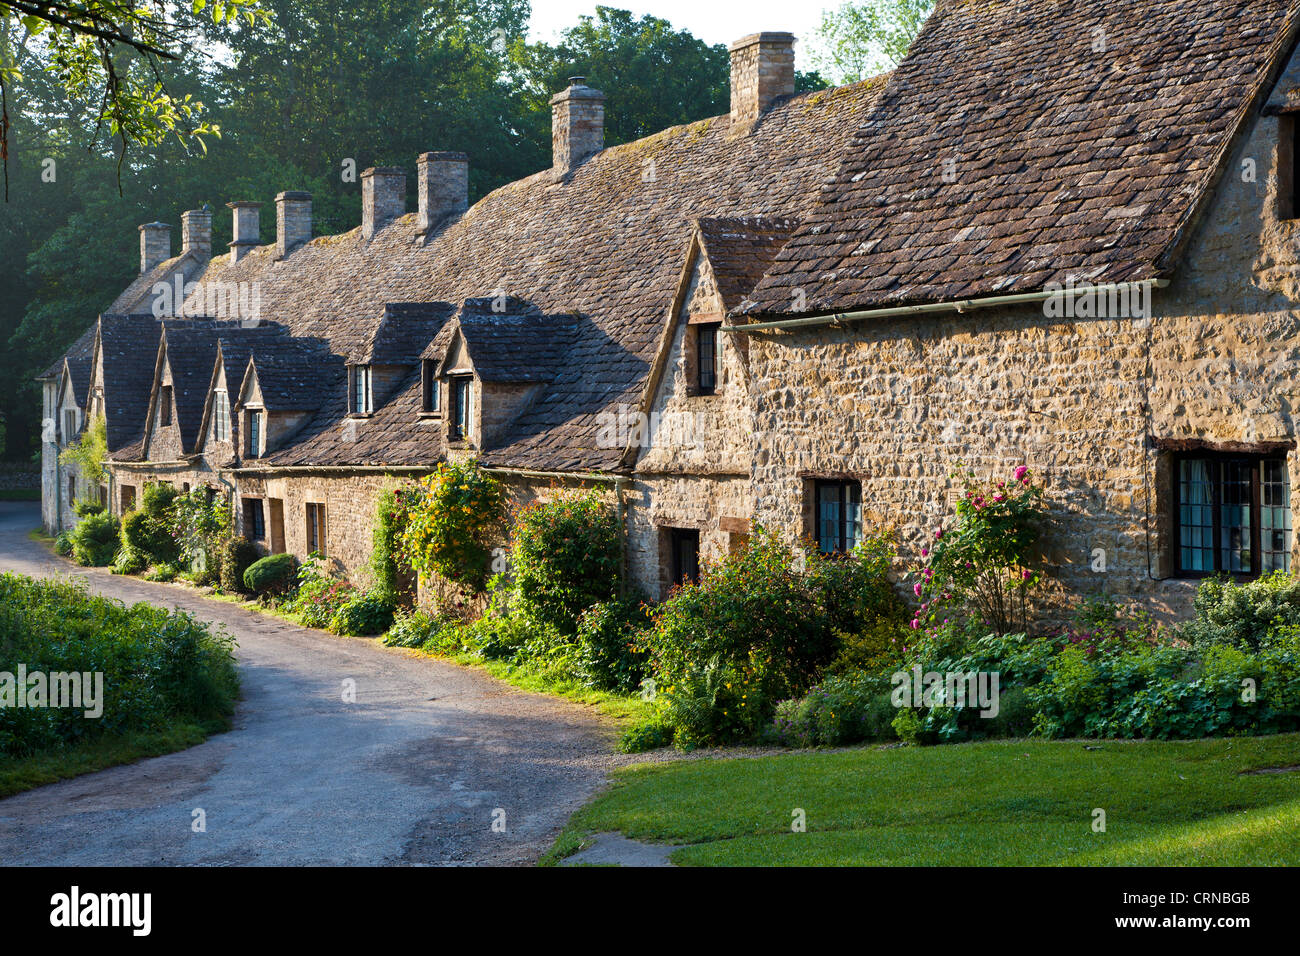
xmin=0 ymin=501 xmax=622 ymax=866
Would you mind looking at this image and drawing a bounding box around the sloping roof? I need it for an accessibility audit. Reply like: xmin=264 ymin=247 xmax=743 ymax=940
xmin=453 ymin=302 xmax=578 ymax=384
xmin=742 ymin=0 xmax=1300 ymax=317
xmin=360 ymin=302 xmax=456 ymax=366
xmin=695 ymin=216 xmax=797 ymax=311
xmin=97 ymin=315 xmax=164 ymax=457
xmin=245 ymin=338 xmax=341 ymax=411
xmin=160 ymin=321 xmax=296 ymax=453
xmin=108 ymin=252 xmax=206 ymax=315
xmin=163 ymin=74 xmax=890 ymax=471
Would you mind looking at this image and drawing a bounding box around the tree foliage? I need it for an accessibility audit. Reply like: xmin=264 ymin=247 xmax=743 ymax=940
xmin=808 ymin=0 xmax=932 ymax=85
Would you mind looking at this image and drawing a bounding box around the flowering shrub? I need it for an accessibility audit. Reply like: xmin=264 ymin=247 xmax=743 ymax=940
xmin=912 ymin=465 xmax=1044 ymax=637
xmin=511 ymin=489 xmax=622 ymax=633
xmin=401 ymin=462 xmax=506 ymax=594
xmin=369 ymin=484 xmax=420 ymax=604
xmin=575 ymin=596 xmax=651 ymax=692
xmin=289 ymin=553 xmax=356 ymax=628
xmin=171 ymin=487 xmax=232 ymax=585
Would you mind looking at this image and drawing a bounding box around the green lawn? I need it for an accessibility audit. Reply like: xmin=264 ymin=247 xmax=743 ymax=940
xmin=546 ymin=734 xmax=1300 ymax=865
xmin=0 ymin=724 xmax=216 ymax=798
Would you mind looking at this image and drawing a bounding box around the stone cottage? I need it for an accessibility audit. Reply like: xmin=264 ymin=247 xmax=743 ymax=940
xmin=36 ymin=0 xmax=1300 ymax=618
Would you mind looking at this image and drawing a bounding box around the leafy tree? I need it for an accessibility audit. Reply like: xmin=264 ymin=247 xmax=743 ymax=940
xmin=808 ymin=0 xmax=933 ymax=85
xmin=0 ymin=0 xmax=269 ymax=196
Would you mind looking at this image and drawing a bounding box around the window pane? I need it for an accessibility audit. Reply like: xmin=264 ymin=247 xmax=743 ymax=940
xmin=698 ymin=326 xmax=717 ymax=392
xmin=1220 ymin=459 xmax=1252 ymax=574
xmin=817 ymin=485 xmax=841 ymax=554
xmin=845 ymin=483 xmax=862 ymax=552
xmin=1178 ymin=459 xmax=1214 ymax=572
xmin=1262 ymin=459 xmax=1292 ymax=572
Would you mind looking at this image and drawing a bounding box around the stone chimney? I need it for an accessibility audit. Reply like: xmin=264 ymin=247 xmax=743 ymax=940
xmin=550 ymin=77 xmax=605 ymax=175
xmin=729 ymin=33 xmax=796 ymax=130
xmin=417 ymin=152 xmax=469 ymax=232
xmin=138 ymin=222 xmax=171 ymax=274
xmin=227 ymin=201 xmax=262 ymax=263
xmin=275 ymin=191 xmax=312 ymax=258
xmin=361 ymin=167 xmax=407 ymax=239
xmin=181 ymin=207 xmax=212 ymax=261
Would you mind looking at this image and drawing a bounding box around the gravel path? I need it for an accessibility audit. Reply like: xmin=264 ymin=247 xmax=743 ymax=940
xmin=0 ymin=501 xmax=632 ymax=866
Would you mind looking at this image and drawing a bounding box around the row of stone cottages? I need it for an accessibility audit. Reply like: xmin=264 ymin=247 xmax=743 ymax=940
xmin=36 ymin=0 xmax=1300 ymax=619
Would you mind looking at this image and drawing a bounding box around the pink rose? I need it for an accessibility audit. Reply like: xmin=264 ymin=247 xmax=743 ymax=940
xmin=1014 ymin=465 xmax=1029 ymax=482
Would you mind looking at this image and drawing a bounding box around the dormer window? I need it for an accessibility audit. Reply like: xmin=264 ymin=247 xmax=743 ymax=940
xmin=159 ymin=386 xmax=173 ymax=427
xmin=246 ymin=409 xmax=264 ymax=459
xmin=421 ymin=360 xmax=439 ymax=414
xmin=212 ymin=390 xmax=231 ymax=442
xmin=350 ymin=365 xmax=373 ymax=415
xmin=450 ymin=376 xmax=473 ymax=441
xmin=62 ymin=409 xmax=78 ymax=446
xmin=697 ymin=323 xmax=720 ymax=395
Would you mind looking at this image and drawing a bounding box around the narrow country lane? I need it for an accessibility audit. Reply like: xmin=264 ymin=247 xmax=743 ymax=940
xmin=0 ymin=501 xmax=620 ymax=866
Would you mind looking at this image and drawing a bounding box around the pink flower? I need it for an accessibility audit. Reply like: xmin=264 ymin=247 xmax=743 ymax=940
xmin=934 ymin=528 xmax=944 ymax=540
xmin=921 ymin=546 xmax=929 ymax=557
xmin=910 ymin=619 xmax=920 ymax=630
xmin=1014 ymin=465 xmax=1029 ymax=482
xmin=993 ymin=493 xmax=1005 ymax=503
xmin=1022 ymin=569 xmax=1032 ymax=580
xmin=913 ymin=582 xmax=923 ymax=597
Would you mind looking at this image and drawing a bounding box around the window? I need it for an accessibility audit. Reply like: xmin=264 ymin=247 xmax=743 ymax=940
xmin=212 ymin=390 xmax=230 ymax=442
xmin=697 ymin=323 xmax=719 ymax=395
xmin=244 ymin=498 xmax=266 ymax=540
xmin=1282 ymin=115 xmax=1300 ymax=221
xmin=247 ymin=410 xmax=263 ymax=458
xmin=450 ymin=376 xmax=473 ymax=441
xmin=159 ymin=386 xmax=172 ymax=427
xmin=1175 ymin=455 xmax=1291 ymax=577
xmin=669 ymin=528 xmax=700 ymax=586
xmin=67 ymin=475 xmax=76 ymax=504
xmin=350 ymin=365 xmax=372 ymax=415
xmin=306 ymin=502 xmax=327 ymax=556
xmin=815 ymin=480 xmax=863 ymax=555
xmin=421 ymin=361 xmax=439 ymax=413
xmin=121 ymin=485 xmax=136 ymax=512
xmin=62 ymin=409 xmax=77 ymax=445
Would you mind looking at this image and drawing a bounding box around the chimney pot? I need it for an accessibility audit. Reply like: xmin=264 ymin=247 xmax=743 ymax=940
xmin=550 ymin=80 xmax=605 ymax=176
xmin=417 ymin=152 xmax=469 ymax=232
xmin=275 ymin=191 xmax=312 ymax=258
xmin=181 ymin=208 xmax=212 ymax=262
xmin=361 ymin=166 xmax=407 ymax=239
xmin=138 ymin=221 xmax=171 ymax=274
xmin=227 ymin=201 xmax=262 ymax=263
xmin=729 ymin=32 xmax=796 ymax=130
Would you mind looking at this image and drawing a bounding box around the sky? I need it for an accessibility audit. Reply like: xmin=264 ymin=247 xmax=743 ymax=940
xmin=527 ymin=0 xmax=836 ymax=69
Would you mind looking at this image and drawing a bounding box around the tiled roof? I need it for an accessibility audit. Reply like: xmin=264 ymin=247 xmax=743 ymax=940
xmin=163 ymin=74 xmax=890 ymax=471
xmin=741 ymin=0 xmax=1300 ymax=316
xmin=695 ymin=216 xmax=797 ymax=311
xmin=97 ymin=315 xmax=164 ymax=457
xmin=360 ymin=303 xmax=456 ymax=366
xmin=245 ymin=338 xmax=341 ymax=411
xmin=454 ymin=306 xmax=578 ymax=384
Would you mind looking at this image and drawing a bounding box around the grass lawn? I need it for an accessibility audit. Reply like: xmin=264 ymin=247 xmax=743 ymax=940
xmin=545 ymin=734 xmax=1300 ymax=865
xmin=0 ymin=724 xmax=218 ymax=798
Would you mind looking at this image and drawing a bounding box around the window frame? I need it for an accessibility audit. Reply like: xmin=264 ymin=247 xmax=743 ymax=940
xmin=350 ymin=365 xmax=373 ymax=415
xmin=696 ymin=322 xmax=720 ymax=395
xmin=421 ymin=360 xmax=439 ymax=414
xmin=306 ymin=502 xmax=327 ymax=557
xmin=1171 ymin=451 xmax=1291 ymax=579
xmin=246 ymin=408 xmax=264 ymax=459
xmin=1281 ymin=114 xmax=1300 ymax=221
xmin=243 ymin=497 xmax=266 ymax=540
xmin=212 ymin=390 xmax=231 ymax=442
xmin=668 ymin=527 xmax=700 ymax=586
xmin=814 ymin=479 xmax=863 ymax=556
xmin=159 ymin=385 xmax=172 ymax=427
xmin=450 ymin=375 xmax=473 ymax=441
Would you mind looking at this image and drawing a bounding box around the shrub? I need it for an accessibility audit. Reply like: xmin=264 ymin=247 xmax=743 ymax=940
xmin=289 ymin=554 xmax=355 ymax=628
xmin=511 ymin=489 xmax=622 ymax=633
xmin=329 ymin=593 xmax=396 ymax=636
xmin=171 ymin=487 xmax=231 ymax=585
xmin=369 ymin=485 xmax=419 ymax=605
xmin=143 ymin=562 xmax=181 ymax=583
xmin=618 ymin=713 xmax=677 ymax=753
xmin=53 ymin=531 xmax=73 ymax=556
xmin=111 ymin=545 xmax=148 ymax=576
xmin=913 ymin=464 xmax=1045 ymax=636
xmin=1182 ymin=572 xmax=1300 ymax=652
xmin=218 ymin=537 xmax=260 ymax=594
xmin=60 ymin=416 xmax=107 ymax=489
xmin=70 ymin=511 xmax=120 ymax=567
xmin=383 ymin=609 xmax=448 ymax=648
xmin=73 ymin=498 xmax=104 ymax=517
xmin=771 ymin=671 xmax=896 ymax=747
xmin=401 ymin=461 xmax=506 ymax=595
xmin=574 ymin=596 xmax=651 ymax=692
xmin=0 ymin=572 xmax=238 ymax=757
xmin=120 ymin=492 xmax=179 ymax=566
xmin=243 ymin=553 xmax=299 ymax=595
xmin=646 ymin=530 xmax=842 ymax=746
xmin=141 ymin=481 xmax=179 ymax=517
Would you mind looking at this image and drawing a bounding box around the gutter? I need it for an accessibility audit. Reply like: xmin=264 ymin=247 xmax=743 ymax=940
xmin=720 ymin=279 xmax=1170 ymax=333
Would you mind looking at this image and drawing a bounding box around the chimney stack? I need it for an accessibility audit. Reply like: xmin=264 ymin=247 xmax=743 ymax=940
xmin=181 ymin=207 xmax=212 ymax=262
xmin=275 ymin=191 xmax=312 ymax=258
xmin=362 ymin=167 xmax=407 ymax=239
xmin=550 ymin=77 xmax=605 ymax=176
xmin=227 ymin=201 xmax=262 ymax=263
xmin=729 ymin=33 xmax=796 ymax=131
xmin=138 ymin=222 xmax=171 ymax=274
xmin=417 ymin=152 xmax=469 ymax=232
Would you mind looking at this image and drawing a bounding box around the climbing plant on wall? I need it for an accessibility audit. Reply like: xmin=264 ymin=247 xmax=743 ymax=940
xmin=401 ymin=461 xmax=506 ymax=595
